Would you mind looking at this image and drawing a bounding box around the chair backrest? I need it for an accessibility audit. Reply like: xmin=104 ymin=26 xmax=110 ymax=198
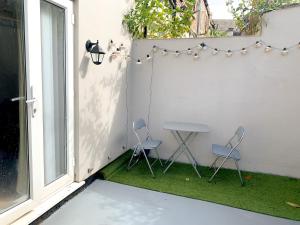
xmin=226 ymin=126 xmax=245 ymax=151
xmin=133 ymin=118 xmax=150 ymax=144
xmin=133 ymin=118 xmax=146 ymax=131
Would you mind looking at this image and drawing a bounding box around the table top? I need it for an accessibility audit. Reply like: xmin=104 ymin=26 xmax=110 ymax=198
xmin=164 ymin=121 xmax=210 ymax=133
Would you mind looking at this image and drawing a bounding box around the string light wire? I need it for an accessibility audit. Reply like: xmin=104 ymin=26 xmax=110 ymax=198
xmin=128 ymin=40 xmax=299 ymax=64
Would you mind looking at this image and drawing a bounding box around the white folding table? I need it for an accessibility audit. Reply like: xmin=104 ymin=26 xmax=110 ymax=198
xmin=163 ymin=121 xmax=210 ymax=178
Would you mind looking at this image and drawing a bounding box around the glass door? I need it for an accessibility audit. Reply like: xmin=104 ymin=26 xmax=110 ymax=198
xmin=0 ymin=0 xmax=30 ymax=214
xmin=0 ymin=0 xmax=74 ymax=223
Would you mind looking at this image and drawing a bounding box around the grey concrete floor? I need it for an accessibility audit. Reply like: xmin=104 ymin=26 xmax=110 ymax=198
xmin=41 ymin=180 xmax=300 ymax=225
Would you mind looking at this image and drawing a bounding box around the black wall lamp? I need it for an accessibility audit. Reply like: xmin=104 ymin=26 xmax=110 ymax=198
xmin=85 ymin=40 xmax=105 ymax=65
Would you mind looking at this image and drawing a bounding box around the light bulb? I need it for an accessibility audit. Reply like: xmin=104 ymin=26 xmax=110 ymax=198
xmin=136 ymin=59 xmax=142 ymax=65
xmin=265 ymin=45 xmax=272 ymax=53
xmin=226 ymin=50 xmax=233 ymax=57
xmin=201 ymin=42 xmax=207 ymax=50
xmin=187 ymin=48 xmax=192 ymax=55
xmin=108 ymin=39 xmax=114 ymax=50
xmin=153 ymin=45 xmax=158 ymax=52
xmin=119 ymin=43 xmax=125 ymax=50
xmin=161 ymin=49 xmax=168 ymax=55
xmin=197 ymin=43 xmax=203 ymax=50
xmin=193 ymin=53 xmax=199 ymax=59
xmin=255 ymin=41 xmax=262 ymax=48
xmin=175 ymin=51 xmax=181 ymax=57
xmin=146 ymin=54 xmax=152 ymax=60
xmin=241 ymin=48 xmax=248 ymax=55
xmin=212 ymin=48 xmax=218 ymax=55
xmin=281 ymin=48 xmax=288 ymax=56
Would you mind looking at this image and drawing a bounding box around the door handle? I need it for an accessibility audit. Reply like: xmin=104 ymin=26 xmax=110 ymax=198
xmin=26 ymin=98 xmax=37 ymax=118
xmin=26 ymin=86 xmax=37 ymax=118
xmin=26 ymin=98 xmax=37 ymax=104
xmin=11 ymin=96 xmax=25 ymax=102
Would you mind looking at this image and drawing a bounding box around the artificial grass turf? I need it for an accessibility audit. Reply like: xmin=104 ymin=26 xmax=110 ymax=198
xmin=99 ymin=151 xmax=300 ymax=221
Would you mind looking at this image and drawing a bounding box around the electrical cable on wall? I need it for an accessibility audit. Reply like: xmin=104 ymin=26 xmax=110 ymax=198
xmin=124 ymin=61 xmax=129 ymax=150
xmin=147 ymin=53 xmax=154 ymax=131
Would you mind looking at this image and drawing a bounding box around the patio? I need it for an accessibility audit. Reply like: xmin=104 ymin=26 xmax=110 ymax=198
xmin=99 ymin=151 xmax=300 ymax=221
xmin=39 ymin=180 xmax=299 ymax=225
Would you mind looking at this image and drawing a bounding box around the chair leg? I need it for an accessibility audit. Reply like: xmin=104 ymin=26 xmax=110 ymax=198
xmin=209 ymin=156 xmax=220 ymax=170
xmin=154 ymin=148 xmax=163 ymax=167
xmin=142 ymin=149 xmax=155 ymax=177
xmin=127 ymin=148 xmax=139 ymax=170
xmin=209 ymin=157 xmax=228 ymax=182
xmin=235 ymin=160 xmax=244 ymax=186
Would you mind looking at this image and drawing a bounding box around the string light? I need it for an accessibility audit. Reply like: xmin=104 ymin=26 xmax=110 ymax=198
xmin=256 ymin=41 xmax=262 ymax=48
xmin=136 ymin=59 xmax=142 ymax=65
xmin=108 ymin=39 xmax=115 ymax=50
xmin=201 ymin=42 xmax=207 ymax=50
xmin=281 ymin=48 xmax=289 ymax=56
xmin=265 ymin=45 xmax=272 ymax=53
xmin=146 ymin=54 xmax=152 ymax=60
xmin=197 ymin=43 xmax=203 ymax=50
xmin=175 ymin=50 xmax=181 ymax=57
xmin=226 ymin=50 xmax=233 ymax=57
xmin=119 ymin=43 xmax=125 ymax=50
xmin=161 ymin=49 xmax=168 ymax=56
xmin=241 ymin=48 xmax=248 ymax=55
xmin=126 ymin=55 xmax=131 ymax=61
xmin=113 ymin=40 xmax=300 ymax=65
xmin=212 ymin=48 xmax=219 ymax=55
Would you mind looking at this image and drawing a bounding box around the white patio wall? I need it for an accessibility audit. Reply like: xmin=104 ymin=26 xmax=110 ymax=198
xmin=74 ymin=0 xmax=133 ymax=181
xmin=129 ymin=6 xmax=300 ymax=178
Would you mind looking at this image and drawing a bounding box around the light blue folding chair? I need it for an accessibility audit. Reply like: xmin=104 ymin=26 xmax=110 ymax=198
xmin=127 ymin=118 xmax=163 ymax=177
xmin=209 ymin=127 xmax=245 ymax=185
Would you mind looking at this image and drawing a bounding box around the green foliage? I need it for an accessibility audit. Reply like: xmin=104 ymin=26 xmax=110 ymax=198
xmin=123 ymin=0 xmax=195 ymax=39
xmin=208 ymin=28 xmax=228 ymax=38
xmin=226 ymin=0 xmax=300 ymax=35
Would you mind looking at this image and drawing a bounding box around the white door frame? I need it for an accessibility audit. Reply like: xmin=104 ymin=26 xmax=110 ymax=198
xmin=0 ymin=0 xmax=74 ymax=224
xmin=36 ymin=0 xmax=74 ymax=201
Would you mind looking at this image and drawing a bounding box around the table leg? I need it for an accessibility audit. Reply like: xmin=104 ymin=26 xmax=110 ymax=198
xmin=165 ymin=132 xmax=194 ymax=165
xmin=183 ymin=150 xmax=201 ymax=178
xmin=176 ymin=131 xmax=201 ymax=178
xmin=163 ymin=146 xmax=185 ymax=174
xmin=176 ymin=131 xmax=200 ymax=166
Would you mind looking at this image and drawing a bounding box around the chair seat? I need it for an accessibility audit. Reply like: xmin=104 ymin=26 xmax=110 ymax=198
xmin=141 ymin=139 xmax=162 ymax=149
xmin=212 ymin=144 xmax=241 ymax=160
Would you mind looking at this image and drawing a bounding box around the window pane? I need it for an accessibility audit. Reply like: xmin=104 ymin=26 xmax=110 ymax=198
xmin=40 ymin=0 xmax=67 ymax=185
xmin=0 ymin=0 xmax=29 ymax=213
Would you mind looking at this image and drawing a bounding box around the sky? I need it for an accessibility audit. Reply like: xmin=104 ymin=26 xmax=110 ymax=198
xmin=208 ymin=0 xmax=238 ymax=19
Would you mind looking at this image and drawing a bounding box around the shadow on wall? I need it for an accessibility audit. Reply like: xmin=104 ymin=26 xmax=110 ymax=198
xmin=77 ymin=53 xmax=130 ymax=179
xmin=79 ymin=55 xmax=90 ymax=78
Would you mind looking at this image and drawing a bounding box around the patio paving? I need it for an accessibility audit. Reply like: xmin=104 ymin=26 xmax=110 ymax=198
xmin=41 ymin=180 xmax=300 ymax=225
